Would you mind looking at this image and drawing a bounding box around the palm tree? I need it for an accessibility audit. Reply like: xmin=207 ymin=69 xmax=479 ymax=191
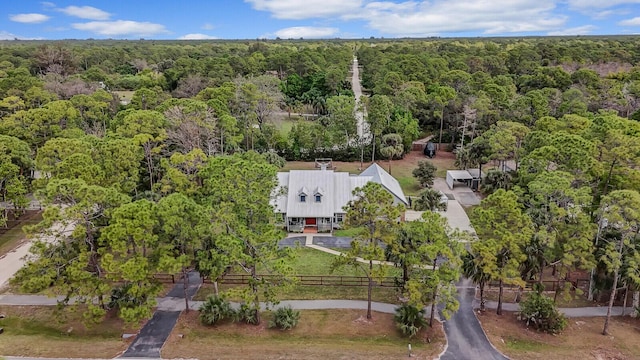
xmin=413 ymin=188 xmax=447 ymax=212
xmin=463 ymin=251 xmax=491 ymax=311
xmin=380 ymin=133 xmax=404 ymax=174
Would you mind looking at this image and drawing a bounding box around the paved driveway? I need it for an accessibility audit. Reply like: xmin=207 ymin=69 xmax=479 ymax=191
xmin=438 ymin=278 xmax=508 ymax=360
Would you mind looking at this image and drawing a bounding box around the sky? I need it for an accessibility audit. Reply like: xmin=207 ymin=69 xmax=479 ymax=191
xmin=2 ymin=0 xmax=640 ymax=40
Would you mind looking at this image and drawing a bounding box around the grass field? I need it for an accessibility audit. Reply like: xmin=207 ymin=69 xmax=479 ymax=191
xmin=270 ymin=114 xmax=312 ymax=136
xmin=163 ymin=309 xmax=445 ymax=360
xmin=480 ymin=311 xmax=640 ymax=360
xmin=0 ymin=305 xmax=140 ymax=358
xmin=332 ymin=227 xmax=362 ymax=237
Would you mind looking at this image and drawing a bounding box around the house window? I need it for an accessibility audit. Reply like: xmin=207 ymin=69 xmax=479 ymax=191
xmin=300 ymin=194 xmax=306 ymax=202
xmin=335 ymin=213 xmax=344 ymax=222
xmin=315 ymin=194 xmax=322 ymax=203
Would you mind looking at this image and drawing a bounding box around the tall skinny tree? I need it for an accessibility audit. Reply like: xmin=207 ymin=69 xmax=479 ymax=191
xmin=334 ymin=182 xmax=404 ymax=319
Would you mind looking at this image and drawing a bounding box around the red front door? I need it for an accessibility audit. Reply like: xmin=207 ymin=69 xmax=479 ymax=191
xmin=305 ymin=218 xmax=316 ymax=225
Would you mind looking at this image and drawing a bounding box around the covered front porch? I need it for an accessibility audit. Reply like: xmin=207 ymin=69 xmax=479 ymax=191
xmin=287 ymin=216 xmax=342 ymax=233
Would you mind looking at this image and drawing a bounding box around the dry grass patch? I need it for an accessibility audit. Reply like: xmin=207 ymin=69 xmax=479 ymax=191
xmin=479 ymin=310 xmax=640 ymax=360
xmin=0 ymin=305 xmax=141 ymax=358
xmin=163 ymin=309 xmax=445 ymax=360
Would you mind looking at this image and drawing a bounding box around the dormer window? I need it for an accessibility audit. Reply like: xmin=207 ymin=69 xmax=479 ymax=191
xmin=298 ymin=186 xmax=309 ymax=202
xmin=315 ymin=194 xmax=322 ymax=203
xmin=314 ymin=186 xmax=324 ymax=203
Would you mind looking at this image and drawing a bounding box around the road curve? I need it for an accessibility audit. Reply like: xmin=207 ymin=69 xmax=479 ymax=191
xmin=438 ymin=278 xmax=508 ymax=360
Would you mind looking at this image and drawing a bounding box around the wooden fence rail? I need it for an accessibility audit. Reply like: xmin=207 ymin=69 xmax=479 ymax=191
xmin=203 ymin=274 xmax=397 ymax=287
xmin=486 ymin=279 xmax=590 ymax=292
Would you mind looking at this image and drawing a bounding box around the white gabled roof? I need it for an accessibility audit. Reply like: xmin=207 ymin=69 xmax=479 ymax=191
xmin=274 ymin=163 xmax=408 ymax=218
xmin=286 ymin=170 xmax=337 ymax=218
xmin=359 ymin=163 xmax=408 ymax=205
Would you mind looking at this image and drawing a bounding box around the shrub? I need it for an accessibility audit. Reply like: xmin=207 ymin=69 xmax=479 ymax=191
xmin=199 ymin=295 xmax=235 ymax=326
xmin=412 ymin=160 xmax=437 ymax=188
xmin=235 ymin=303 xmax=259 ymax=325
xmin=108 ymin=283 xmax=155 ymax=310
xmin=394 ymin=304 xmax=427 ymax=338
xmin=269 ymin=306 xmax=300 ymax=330
xmin=518 ymin=288 xmax=567 ymax=334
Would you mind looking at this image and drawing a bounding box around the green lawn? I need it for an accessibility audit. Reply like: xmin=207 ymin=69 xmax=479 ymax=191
xmin=270 ymin=114 xmax=311 ymax=136
xmin=332 ymin=227 xmax=361 ymax=237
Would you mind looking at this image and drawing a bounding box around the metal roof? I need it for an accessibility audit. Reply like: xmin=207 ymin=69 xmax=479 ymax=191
xmin=446 ymin=170 xmax=474 ymax=180
xmin=359 ymin=163 xmax=409 ymax=205
xmin=274 ymin=164 xmax=409 ymax=218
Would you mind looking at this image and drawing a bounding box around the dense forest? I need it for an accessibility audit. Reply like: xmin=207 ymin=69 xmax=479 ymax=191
xmin=1 ymin=37 xmax=640 ymax=328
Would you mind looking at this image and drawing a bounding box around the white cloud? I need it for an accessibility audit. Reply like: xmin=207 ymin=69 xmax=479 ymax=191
xmin=348 ymin=0 xmax=565 ymax=36
xmin=547 ymin=25 xmax=596 ymax=35
xmin=566 ymin=0 xmax=640 ymax=10
xmin=619 ymin=17 xmax=640 ymax=26
xmin=201 ymin=23 xmax=215 ymax=30
xmin=273 ymin=26 xmax=339 ymax=38
xmin=9 ymin=13 xmax=50 ymax=24
xmin=246 ymin=0 xmax=567 ymax=36
xmin=59 ymin=6 xmax=111 ymax=20
xmin=246 ymin=0 xmax=362 ymax=19
xmin=0 ymin=30 xmax=44 ymax=40
xmin=179 ymin=33 xmax=218 ymax=40
xmin=72 ymin=20 xmax=169 ymax=37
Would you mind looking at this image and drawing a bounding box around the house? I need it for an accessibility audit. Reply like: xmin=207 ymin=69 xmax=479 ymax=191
xmin=272 ymin=163 xmax=408 ymax=233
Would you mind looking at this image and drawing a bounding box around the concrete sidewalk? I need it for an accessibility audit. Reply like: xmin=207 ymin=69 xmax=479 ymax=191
xmin=0 ymin=293 xmax=630 ymax=318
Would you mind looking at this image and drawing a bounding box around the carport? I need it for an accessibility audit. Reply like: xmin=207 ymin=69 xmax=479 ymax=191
xmin=445 ymin=170 xmax=474 ymax=190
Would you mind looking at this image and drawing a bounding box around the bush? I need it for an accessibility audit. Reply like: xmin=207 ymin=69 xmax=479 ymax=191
xmin=108 ymin=283 xmax=154 ymax=310
xmin=269 ymin=306 xmax=300 ymax=330
xmin=235 ymin=303 xmax=259 ymax=325
xmin=412 ymin=160 xmax=437 ymax=188
xmin=518 ymin=288 xmax=567 ymax=334
xmin=199 ymin=295 xmax=235 ymax=326
xmin=394 ymin=304 xmax=427 ymax=338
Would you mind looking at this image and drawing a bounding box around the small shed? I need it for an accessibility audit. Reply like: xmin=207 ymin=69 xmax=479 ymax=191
xmin=446 ymin=170 xmax=474 ymax=190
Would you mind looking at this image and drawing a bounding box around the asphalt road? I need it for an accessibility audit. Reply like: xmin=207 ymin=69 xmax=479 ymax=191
xmin=438 ymin=278 xmax=508 ymax=360
xmin=120 ymin=310 xmax=180 ymax=358
xmin=122 ymin=271 xmax=202 ymax=358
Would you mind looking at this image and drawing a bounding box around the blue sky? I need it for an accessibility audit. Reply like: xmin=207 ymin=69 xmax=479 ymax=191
xmin=2 ymin=0 xmax=640 ymax=40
